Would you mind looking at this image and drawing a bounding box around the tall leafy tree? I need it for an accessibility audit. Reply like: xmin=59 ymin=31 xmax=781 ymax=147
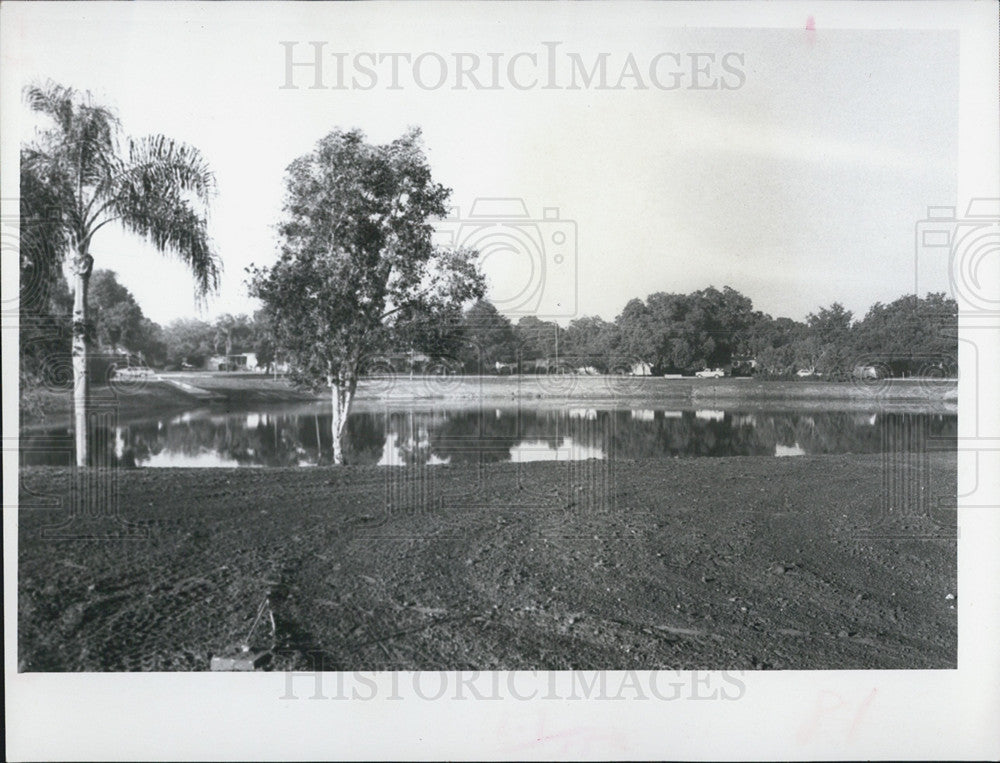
xmin=513 ymin=315 xmax=560 ymax=367
xmin=250 ymin=309 xmax=278 ymax=373
xmin=749 ymin=315 xmax=806 ymax=376
xmin=88 ymin=270 xmax=167 ymax=364
xmin=699 ymin=285 xmax=756 ymax=365
xmin=163 ymin=318 xmax=215 ymax=368
xmin=19 ymin=156 xmax=74 ymax=419
xmin=616 ymin=297 xmax=658 ymax=370
xmin=458 ymin=300 xmax=517 ymax=372
xmin=616 ymin=286 xmax=773 ymax=374
xmin=806 ymin=302 xmax=854 ymax=345
xmin=802 ymin=302 xmax=855 ymax=376
xmin=90 ymin=270 xmax=143 ymax=352
xmin=248 ymin=127 xmax=484 ymax=464
xmin=21 ymin=82 xmax=219 ymax=465
xmin=853 ymin=293 xmax=957 ymax=376
xmin=562 ymin=315 xmax=619 ymax=372
xmin=622 ymin=291 xmax=703 ymax=373
xmin=212 ymin=313 xmax=254 ymax=366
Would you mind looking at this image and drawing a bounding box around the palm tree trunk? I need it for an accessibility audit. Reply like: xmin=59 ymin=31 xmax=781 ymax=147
xmin=71 ymin=249 xmax=94 ymax=467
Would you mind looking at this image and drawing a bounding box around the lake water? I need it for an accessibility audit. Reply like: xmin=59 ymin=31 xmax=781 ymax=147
xmin=20 ymin=404 xmax=957 ymax=468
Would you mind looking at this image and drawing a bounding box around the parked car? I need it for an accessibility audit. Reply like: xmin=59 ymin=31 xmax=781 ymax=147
xmin=694 ymin=368 xmax=725 ymax=379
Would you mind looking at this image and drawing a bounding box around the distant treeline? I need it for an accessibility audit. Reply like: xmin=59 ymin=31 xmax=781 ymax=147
xmin=20 ymin=260 xmax=956 ymax=395
xmin=390 ymin=287 xmax=958 ymax=379
xmin=19 ymin=268 xmax=278 ymax=407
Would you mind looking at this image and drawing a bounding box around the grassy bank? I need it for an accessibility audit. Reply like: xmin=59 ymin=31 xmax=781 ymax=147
xmin=19 ymin=453 xmax=956 ymax=671
xmin=22 ymin=379 xmax=211 ymax=427
xmin=21 ymin=374 xmax=320 ymax=429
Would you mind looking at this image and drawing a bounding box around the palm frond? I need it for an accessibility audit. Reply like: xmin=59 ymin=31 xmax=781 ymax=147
xmin=24 ymin=81 xmax=80 ymax=135
xmin=113 ymin=194 xmax=221 ymax=298
xmin=24 ymin=82 xmax=119 ymax=153
xmin=124 ymin=136 xmax=217 ymax=205
xmin=23 ymin=80 xmax=220 ymax=301
xmin=97 ymin=133 xmax=221 ymax=298
xmin=23 ymin=80 xmax=120 ymax=215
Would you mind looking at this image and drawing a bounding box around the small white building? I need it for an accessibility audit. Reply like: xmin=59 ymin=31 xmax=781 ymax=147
xmin=630 ymin=361 xmax=653 ymax=376
xmin=205 ymin=353 xmax=259 ymax=371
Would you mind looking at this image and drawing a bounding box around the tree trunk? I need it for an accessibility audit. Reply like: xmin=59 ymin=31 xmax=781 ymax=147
xmin=71 ymin=249 xmax=94 ymax=467
xmin=329 ymin=370 xmax=357 ymax=466
xmin=330 ymin=384 xmax=344 ymax=465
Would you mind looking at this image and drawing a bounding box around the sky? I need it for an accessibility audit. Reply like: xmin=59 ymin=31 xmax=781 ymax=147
xmin=2 ymin=2 xmax=960 ymax=327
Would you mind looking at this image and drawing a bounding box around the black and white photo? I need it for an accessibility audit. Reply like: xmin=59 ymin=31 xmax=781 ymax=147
xmin=3 ymin=1 xmax=998 ymax=760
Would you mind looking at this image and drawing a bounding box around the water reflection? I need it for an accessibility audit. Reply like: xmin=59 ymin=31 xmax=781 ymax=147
xmin=20 ymin=406 xmax=957 ymax=468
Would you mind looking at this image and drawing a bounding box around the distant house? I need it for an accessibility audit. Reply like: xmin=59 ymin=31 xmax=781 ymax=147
xmin=730 ymin=355 xmax=757 ymax=375
xmin=494 ymin=361 xmax=518 ymax=375
xmin=205 ymin=353 xmax=259 ymax=372
xmin=526 ymin=358 xmax=556 ymax=374
xmin=630 ymin=361 xmax=653 ymax=376
xmin=394 ymin=352 xmax=432 ymax=373
xmin=852 ymin=365 xmax=882 ymax=380
xmin=361 ymin=352 xmax=437 ymax=375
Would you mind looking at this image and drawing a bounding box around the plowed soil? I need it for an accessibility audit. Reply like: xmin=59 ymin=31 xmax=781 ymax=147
xmin=18 ymin=453 xmax=956 ymax=671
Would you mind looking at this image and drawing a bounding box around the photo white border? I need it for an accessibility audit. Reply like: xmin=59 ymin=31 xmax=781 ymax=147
xmin=3 ymin=2 xmax=998 ymax=760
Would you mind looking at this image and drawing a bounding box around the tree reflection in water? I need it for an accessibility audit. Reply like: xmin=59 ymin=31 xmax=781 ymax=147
xmin=20 ymin=406 xmax=957 ymax=467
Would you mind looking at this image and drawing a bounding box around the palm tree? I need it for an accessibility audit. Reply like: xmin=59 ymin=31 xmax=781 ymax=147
xmin=22 ymin=81 xmax=220 ymax=465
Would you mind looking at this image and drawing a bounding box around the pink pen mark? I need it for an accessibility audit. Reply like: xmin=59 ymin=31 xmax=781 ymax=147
xmin=848 ymin=687 xmax=878 ymax=741
xmin=508 ymin=725 xmax=628 ymax=755
xmin=804 ymin=15 xmax=817 ymax=48
xmin=796 ymin=690 xmax=845 ymax=745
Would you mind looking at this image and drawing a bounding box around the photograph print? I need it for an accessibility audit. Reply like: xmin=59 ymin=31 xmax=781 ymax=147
xmin=4 ymin=2 xmax=999 ymax=759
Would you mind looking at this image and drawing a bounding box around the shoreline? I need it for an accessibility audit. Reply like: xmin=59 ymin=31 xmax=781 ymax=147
xmin=21 ymin=373 xmax=957 ymax=430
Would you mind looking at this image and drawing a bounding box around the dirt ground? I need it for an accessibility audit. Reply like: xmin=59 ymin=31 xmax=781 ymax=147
xmin=18 ymin=452 xmax=956 ymax=671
